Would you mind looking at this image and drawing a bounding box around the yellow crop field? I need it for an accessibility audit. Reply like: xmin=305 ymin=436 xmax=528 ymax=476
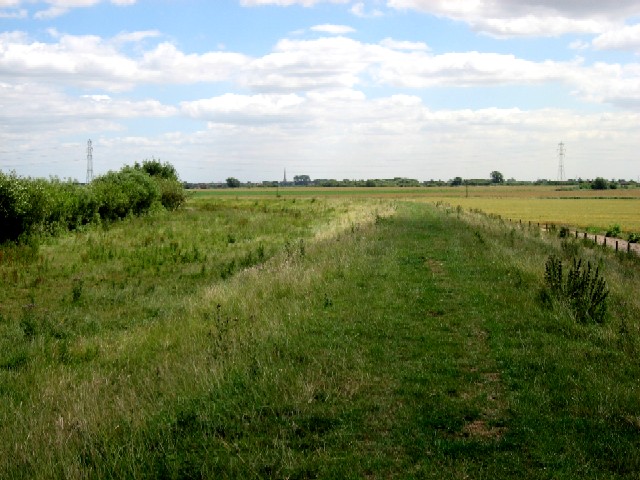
xmin=412 ymin=186 xmax=640 ymax=233
xmin=422 ymin=197 xmax=640 ymax=233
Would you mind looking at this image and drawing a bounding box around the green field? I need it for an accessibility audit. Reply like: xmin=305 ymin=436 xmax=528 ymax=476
xmin=195 ymin=185 xmax=640 ymax=233
xmin=1 ymin=192 xmax=640 ymax=478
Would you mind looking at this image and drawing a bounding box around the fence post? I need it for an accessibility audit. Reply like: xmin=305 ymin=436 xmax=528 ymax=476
xmin=604 ymin=237 xmax=607 ymax=247
xmin=629 ymin=242 xmax=631 ymax=253
xmin=575 ymin=230 xmax=578 ymax=238
xmin=616 ymin=241 xmax=619 ymax=252
xmin=584 ymin=232 xmax=587 ymax=239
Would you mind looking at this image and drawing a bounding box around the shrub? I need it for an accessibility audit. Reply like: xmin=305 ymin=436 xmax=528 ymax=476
xmin=627 ymin=233 xmax=640 ymax=244
xmin=605 ymin=224 xmax=621 ymax=238
xmin=543 ymin=255 xmax=608 ymax=323
xmin=91 ymin=168 xmax=159 ymax=221
xmin=156 ymin=178 xmax=186 ymax=210
xmin=1 ymin=160 xmax=184 ymax=244
xmin=0 ymin=171 xmax=30 ymax=242
xmin=133 ymin=160 xmax=185 ymax=210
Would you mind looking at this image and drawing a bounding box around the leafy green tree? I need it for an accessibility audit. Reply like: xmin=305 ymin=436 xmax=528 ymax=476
xmin=293 ymin=175 xmax=311 ymax=186
xmin=591 ymin=177 xmax=608 ymax=190
xmin=451 ymin=176 xmax=463 ymax=186
xmin=135 ymin=159 xmax=179 ymax=181
xmin=490 ymin=171 xmax=504 ymax=184
xmin=226 ymin=177 xmax=241 ymax=188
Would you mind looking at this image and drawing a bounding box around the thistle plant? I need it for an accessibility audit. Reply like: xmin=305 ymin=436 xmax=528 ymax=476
xmin=543 ymin=255 xmax=609 ymax=323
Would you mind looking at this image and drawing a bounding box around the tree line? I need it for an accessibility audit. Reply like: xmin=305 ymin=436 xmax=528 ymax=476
xmin=190 ymin=172 xmax=638 ymax=190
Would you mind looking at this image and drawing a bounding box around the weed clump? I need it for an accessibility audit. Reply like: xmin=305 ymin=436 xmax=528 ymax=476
xmin=606 ymin=224 xmax=621 ymax=238
xmin=542 ymin=255 xmax=609 ymax=323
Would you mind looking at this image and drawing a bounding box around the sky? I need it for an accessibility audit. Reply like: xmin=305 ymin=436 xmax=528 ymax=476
xmin=1 ymin=1 xmax=640 ymax=183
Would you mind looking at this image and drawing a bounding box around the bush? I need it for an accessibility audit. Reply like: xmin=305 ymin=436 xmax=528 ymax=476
xmin=157 ymin=178 xmax=186 ymax=210
xmin=0 ymin=173 xmax=90 ymax=242
xmin=543 ymin=255 xmax=608 ymax=323
xmin=91 ymin=168 xmax=159 ymax=221
xmin=628 ymin=233 xmax=640 ymax=244
xmin=133 ymin=159 xmax=185 ymax=210
xmin=0 ymin=171 xmax=30 ymax=242
xmin=1 ymin=160 xmax=185 ymax=244
xmin=605 ymin=224 xmax=621 ymax=238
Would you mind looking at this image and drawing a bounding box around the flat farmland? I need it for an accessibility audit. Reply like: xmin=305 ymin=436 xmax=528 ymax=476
xmin=421 ymin=197 xmax=640 ymax=233
xmin=194 ymin=185 xmax=640 ymax=233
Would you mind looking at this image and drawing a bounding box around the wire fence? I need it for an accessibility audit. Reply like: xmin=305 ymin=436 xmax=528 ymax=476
xmin=511 ymin=219 xmax=640 ymax=257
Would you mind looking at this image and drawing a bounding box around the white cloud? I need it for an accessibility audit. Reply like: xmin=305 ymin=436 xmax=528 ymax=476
xmin=0 ymin=7 xmax=27 ymax=18
xmin=243 ymin=36 xmax=368 ymax=91
xmin=112 ymin=30 xmax=161 ymax=44
xmin=379 ymin=37 xmax=429 ymax=51
xmin=569 ymin=39 xmax=590 ymax=51
xmin=4 ymin=29 xmax=639 ymax=111
xmin=0 ymin=0 xmax=138 ymax=19
xmin=240 ymin=0 xmax=348 ymax=6
xmin=350 ymin=1 xmax=384 ymax=17
xmin=311 ymin=24 xmax=356 ymax=35
xmin=242 ymin=35 xmax=574 ymax=92
xmin=376 ymin=51 xmax=571 ymax=88
xmin=592 ymin=24 xmax=640 ymax=51
xmin=140 ymin=42 xmax=248 ymax=85
xmin=0 ymin=83 xmax=176 ymax=131
xmin=386 ymin=0 xmax=640 ymax=37
xmin=573 ymin=62 xmax=640 ymax=108
xmin=181 ymin=93 xmax=306 ymax=124
xmin=0 ymin=32 xmax=249 ymax=91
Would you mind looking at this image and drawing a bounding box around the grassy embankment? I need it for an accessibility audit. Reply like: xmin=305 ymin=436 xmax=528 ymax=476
xmin=1 ymin=194 xmax=640 ymax=478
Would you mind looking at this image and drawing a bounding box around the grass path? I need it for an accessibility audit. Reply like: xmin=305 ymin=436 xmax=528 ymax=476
xmin=118 ymin=201 xmax=639 ymax=478
xmin=4 ymin=200 xmax=640 ymax=478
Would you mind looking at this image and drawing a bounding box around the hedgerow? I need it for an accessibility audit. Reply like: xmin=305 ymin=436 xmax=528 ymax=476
xmin=1 ymin=161 xmax=185 ymax=244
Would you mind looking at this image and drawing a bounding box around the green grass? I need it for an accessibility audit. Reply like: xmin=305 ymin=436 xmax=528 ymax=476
xmin=1 ymin=196 xmax=639 ymax=478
